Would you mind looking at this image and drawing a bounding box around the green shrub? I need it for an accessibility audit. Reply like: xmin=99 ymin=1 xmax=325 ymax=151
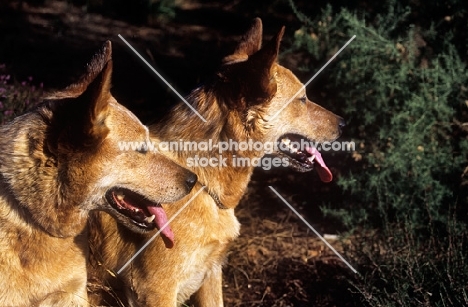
xmin=289 ymin=1 xmax=468 ymax=306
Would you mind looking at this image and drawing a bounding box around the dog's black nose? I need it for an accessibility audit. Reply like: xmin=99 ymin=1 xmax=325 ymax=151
xmin=185 ymin=172 xmax=198 ymax=190
xmin=337 ymin=116 xmax=346 ymax=135
xmin=338 ymin=116 xmax=346 ymax=128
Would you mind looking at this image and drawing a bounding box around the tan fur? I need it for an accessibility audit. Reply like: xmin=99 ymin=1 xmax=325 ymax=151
xmin=89 ymin=19 xmax=344 ymax=306
xmin=0 ymin=41 xmax=195 ymax=306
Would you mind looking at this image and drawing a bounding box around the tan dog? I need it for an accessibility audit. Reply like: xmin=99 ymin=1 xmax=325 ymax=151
xmin=0 ymin=41 xmax=196 ymax=306
xmin=89 ymin=19 xmax=344 ymax=306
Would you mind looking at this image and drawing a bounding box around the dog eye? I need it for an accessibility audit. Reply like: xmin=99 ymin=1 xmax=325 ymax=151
xmin=299 ymin=95 xmax=307 ymax=104
xmin=136 ymin=147 xmax=148 ymax=154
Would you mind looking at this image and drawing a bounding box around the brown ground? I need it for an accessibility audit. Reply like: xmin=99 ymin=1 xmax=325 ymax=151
xmin=0 ymin=1 xmax=360 ymax=305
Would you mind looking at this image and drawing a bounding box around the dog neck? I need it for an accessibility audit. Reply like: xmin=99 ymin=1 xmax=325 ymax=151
xmin=203 ymin=185 xmax=228 ymax=210
xmin=0 ymin=112 xmax=89 ymax=237
xmin=152 ymin=87 xmax=264 ymax=209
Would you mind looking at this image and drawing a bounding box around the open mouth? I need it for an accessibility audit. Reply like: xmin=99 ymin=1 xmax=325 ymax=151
xmin=277 ymin=133 xmax=333 ymax=182
xmin=105 ymin=188 xmax=174 ymax=248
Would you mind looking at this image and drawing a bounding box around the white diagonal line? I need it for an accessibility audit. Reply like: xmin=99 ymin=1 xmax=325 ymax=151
xmin=116 ymin=186 xmax=206 ymax=274
xmin=269 ymin=35 xmax=356 ymax=121
xmin=268 ymin=186 xmax=358 ymax=274
xmin=118 ymin=34 xmax=207 ymax=123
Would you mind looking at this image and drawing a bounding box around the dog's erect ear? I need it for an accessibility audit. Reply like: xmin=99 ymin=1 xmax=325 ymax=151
xmin=54 ymin=41 xmax=112 ymax=149
xmin=217 ymin=25 xmax=284 ymax=109
xmin=81 ymin=41 xmax=112 ymax=143
xmin=246 ymin=25 xmax=284 ymax=101
xmin=223 ymin=18 xmax=263 ymax=64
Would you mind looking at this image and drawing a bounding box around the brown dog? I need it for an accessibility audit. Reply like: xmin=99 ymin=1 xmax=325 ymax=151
xmin=0 ymin=41 xmax=196 ymax=306
xmin=89 ymin=19 xmax=344 ymax=306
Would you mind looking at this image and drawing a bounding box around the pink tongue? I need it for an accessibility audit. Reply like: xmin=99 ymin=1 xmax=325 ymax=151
xmin=147 ymin=206 xmax=174 ymax=248
xmin=306 ymin=147 xmax=333 ymax=183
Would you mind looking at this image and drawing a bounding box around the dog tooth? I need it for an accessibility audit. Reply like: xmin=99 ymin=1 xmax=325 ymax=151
xmin=144 ymin=215 xmax=156 ymax=223
xmin=289 ymin=146 xmax=298 ymax=153
xmin=308 ymin=155 xmax=316 ymax=162
xmin=282 ymin=138 xmax=291 ymax=145
xmin=116 ymin=193 xmax=125 ymax=201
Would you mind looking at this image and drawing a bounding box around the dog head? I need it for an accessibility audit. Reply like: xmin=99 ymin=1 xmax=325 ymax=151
xmin=216 ymin=18 xmax=344 ymax=182
xmin=1 ymin=42 xmax=196 ymax=245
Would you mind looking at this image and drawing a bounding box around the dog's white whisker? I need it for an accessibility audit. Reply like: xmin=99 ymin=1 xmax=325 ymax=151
xmin=268 ymin=186 xmax=358 ymax=274
xmin=116 ymin=186 xmax=205 ymax=274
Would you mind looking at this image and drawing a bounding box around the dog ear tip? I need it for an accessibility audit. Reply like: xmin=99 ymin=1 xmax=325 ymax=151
xmin=253 ymin=17 xmax=262 ymax=26
xmin=102 ymin=40 xmax=112 ymax=61
xmin=277 ymin=26 xmax=286 ymax=41
xmin=248 ymin=17 xmax=263 ymax=37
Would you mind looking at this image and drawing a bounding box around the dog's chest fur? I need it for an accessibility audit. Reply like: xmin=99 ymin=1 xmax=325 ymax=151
xmin=0 ymin=192 xmax=88 ymax=305
xmin=163 ymin=192 xmax=240 ymax=302
xmin=177 ymin=201 xmax=240 ymax=300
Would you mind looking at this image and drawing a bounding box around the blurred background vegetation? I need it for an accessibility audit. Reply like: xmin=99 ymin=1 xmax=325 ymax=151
xmin=0 ymin=0 xmax=467 ymax=306
xmin=289 ymin=0 xmax=468 ymax=305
